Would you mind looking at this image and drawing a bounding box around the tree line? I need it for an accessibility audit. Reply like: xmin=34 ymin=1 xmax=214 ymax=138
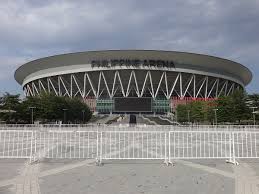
xmin=176 ymin=90 xmax=259 ymax=124
xmin=1 ymin=90 xmax=258 ymax=125
xmin=0 ymin=93 xmax=92 ymax=124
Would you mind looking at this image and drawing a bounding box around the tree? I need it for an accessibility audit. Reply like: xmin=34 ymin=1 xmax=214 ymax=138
xmin=16 ymin=97 xmax=40 ymax=123
xmin=232 ymin=90 xmax=250 ymax=123
xmin=247 ymin=94 xmax=259 ymax=107
xmin=216 ymin=95 xmax=235 ymax=123
xmin=0 ymin=92 xmax=92 ymax=124
xmin=207 ymin=101 xmax=218 ymax=124
xmin=38 ymin=93 xmax=68 ymax=122
xmin=216 ymin=90 xmax=250 ymax=123
xmin=23 ymin=93 xmax=92 ymax=123
xmin=176 ymin=101 xmax=215 ymax=124
xmin=175 ymin=90 xmax=251 ymax=124
xmin=189 ymin=101 xmax=206 ymax=123
xmin=247 ymin=94 xmax=259 ymax=122
xmin=0 ymin=93 xmax=21 ymax=123
xmin=176 ymin=104 xmax=188 ymax=122
xmin=66 ymin=98 xmax=91 ymax=123
xmin=0 ymin=93 xmax=20 ymax=109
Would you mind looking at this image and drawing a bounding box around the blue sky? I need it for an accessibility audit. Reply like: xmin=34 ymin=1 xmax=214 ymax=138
xmin=0 ymin=0 xmax=258 ymax=95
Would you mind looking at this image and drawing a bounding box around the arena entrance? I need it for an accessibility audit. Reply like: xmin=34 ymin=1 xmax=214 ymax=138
xmin=96 ymin=97 xmax=170 ymax=114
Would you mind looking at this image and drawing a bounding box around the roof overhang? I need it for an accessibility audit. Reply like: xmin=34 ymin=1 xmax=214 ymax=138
xmin=14 ymin=50 xmax=253 ymax=86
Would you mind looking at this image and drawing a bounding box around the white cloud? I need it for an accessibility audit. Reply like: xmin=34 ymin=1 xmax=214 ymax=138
xmin=0 ymin=0 xmax=258 ymax=93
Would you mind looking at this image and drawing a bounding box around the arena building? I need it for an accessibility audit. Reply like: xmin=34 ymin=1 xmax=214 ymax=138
xmin=14 ymin=50 xmax=252 ymax=113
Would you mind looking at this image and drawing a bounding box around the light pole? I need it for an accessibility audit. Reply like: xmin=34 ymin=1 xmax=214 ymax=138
xmin=187 ymin=110 xmax=190 ymax=124
xmin=250 ymin=107 xmax=257 ymax=126
xmin=213 ymin=108 xmax=218 ymax=125
xmin=63 ymin=109 xmax=68 ymax=124
xmin=29 ymin=107 xmax=36 ymax=124
xmin=82 ymin=110 xmax=85 ymax=123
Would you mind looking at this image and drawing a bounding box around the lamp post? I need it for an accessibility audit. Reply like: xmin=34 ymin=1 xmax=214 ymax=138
xmin=246 ymin=100 xmax=257 ymax=125
xmin=29 ymin=107 xmax=36 ymax=124
xmin=250 ymin=107 xmax=257 ymax=126
xmin=213 ymin=108 xmax=218 ymax=125
xmin=63 ymin=109 xmax=68 ymax=124
xmin=187 ymin=110 xmax=190 ymax=124
xmin=82 ymin=110 xmax=85 ymax=123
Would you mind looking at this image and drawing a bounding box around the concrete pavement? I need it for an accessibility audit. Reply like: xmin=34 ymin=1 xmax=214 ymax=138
xmin=0 ymin=157 xmax=258 ymax=194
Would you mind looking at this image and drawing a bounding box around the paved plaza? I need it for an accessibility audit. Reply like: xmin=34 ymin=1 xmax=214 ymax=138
xmin=0 ymin=158 xmax=258 ymax=194
xmin=0 ymin=126 xmax=259 ymax=193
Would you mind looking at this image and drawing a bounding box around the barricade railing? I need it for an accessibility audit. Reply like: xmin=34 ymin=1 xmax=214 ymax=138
xmin=232 ymin=132 xmax=259 ymax=159
xmin=99 ymin=131 xmax=167 ymax=163
xmin=33 ymin=130 xmax=98 ymax=161
xmin=0 ymin=130 xmax=34 ymax=159
xmin=168 ymin=131 xmax=232 ymax=162
xmin=1 ymin=124 xmax=259 ymax=132
xmin=0 ymin=128 xmax=258 ymax=165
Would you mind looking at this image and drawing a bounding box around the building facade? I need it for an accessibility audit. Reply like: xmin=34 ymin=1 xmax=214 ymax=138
xmin=15 ymin=50 xmax=252 ymax=113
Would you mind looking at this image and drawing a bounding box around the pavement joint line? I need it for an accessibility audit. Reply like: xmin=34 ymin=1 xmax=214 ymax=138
xmin=146 ymin=148 xmax=236 ymax=178
xmin=0 ymin=159 xmax=96 ymax=189
xmin=0 ymin=140 xmax=131 ymax=188
xmin=176 ymin=160 xmax=235 ymax=178
xmin=38 ymin=159 xmax=96 ymax=178
xmin=14 ymin=161 xmax=41 ymax=194
xmin=0 ymin=178 xmax=17 ymax=188
xmin=37 ymin=141 xmax=136 ymax=177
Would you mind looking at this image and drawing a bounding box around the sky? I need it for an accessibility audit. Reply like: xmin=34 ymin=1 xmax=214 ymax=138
xmin=0 ymin=0 xmax=259 ymax=95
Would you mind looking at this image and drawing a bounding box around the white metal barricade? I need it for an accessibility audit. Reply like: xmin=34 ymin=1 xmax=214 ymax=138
xmin=0 ymin=127 xmax=258 ymax=164
xmin=99 ymin=131 xmax=167 ymax=163
xmin=168 ymin=131 xmax=233 ymax=162
xmin=232 ymin=132 xmax=259 ymax=159
xmin=0 ymin=130 xmax=34 ymax=158
xmin=33 ymin=130 xmax=98 ymax=160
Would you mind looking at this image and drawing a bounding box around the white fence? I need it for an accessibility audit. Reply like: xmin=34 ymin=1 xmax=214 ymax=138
xmin=232 ymin=132 xmax=259 ymax=158
xmin=0 ymin=126 xmax=258 ymax=164
xmin=34 ymin=130 xmax=98 ymax=159
xmin=100 ymin=131 xmax=167 ymax=162
xmin=1 ymin=124 xmax=259 ymax=131
xmin=169 ymin=131 xmax=232 ymax=160
xmin=0 ymin=130 xmax=34 ymax=159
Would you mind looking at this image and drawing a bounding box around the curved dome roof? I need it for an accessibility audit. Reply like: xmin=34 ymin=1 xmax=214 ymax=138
xmin=14 ymin=50 xmax=252 ymax=86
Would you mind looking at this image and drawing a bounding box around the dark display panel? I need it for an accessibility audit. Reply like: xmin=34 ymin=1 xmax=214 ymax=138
xmin=114 ymin=97 xmax=152 ymax=112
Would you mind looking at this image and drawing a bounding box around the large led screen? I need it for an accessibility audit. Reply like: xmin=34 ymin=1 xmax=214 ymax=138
xmin=114 ymin=97 xmax=152 ymax=112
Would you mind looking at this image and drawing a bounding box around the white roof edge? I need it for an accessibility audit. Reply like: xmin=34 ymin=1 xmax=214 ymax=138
xmin=14 ymin=50 xmax=253 ymax=86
